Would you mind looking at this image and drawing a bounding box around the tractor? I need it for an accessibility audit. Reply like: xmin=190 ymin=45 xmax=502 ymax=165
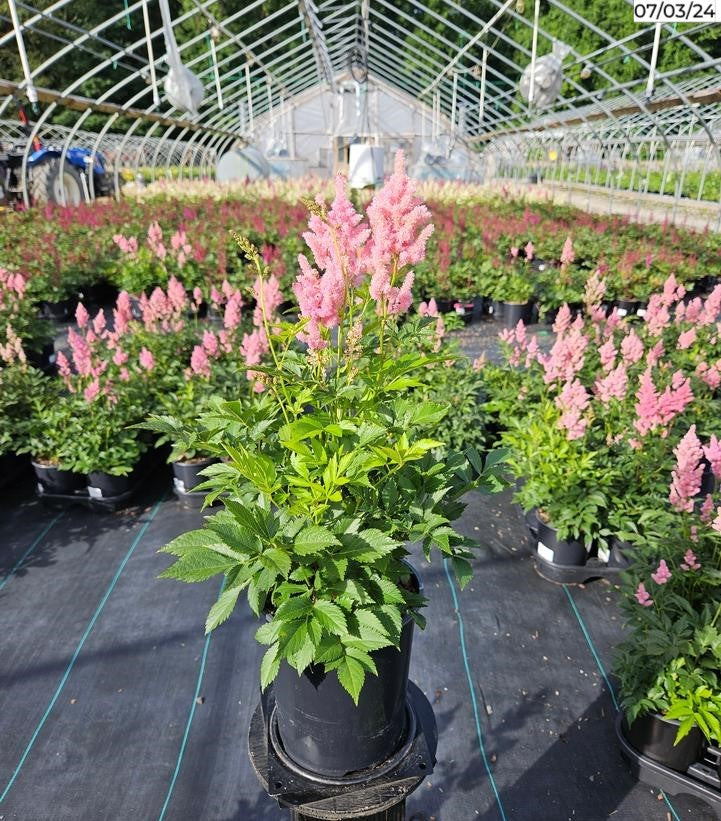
xmin=0 ymin=99 xmax=113 ymax=209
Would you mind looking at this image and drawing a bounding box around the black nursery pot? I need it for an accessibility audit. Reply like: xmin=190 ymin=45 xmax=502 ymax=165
xmin=273 ymin=568 xmax=421 ymax=778
xmin=502 ymin=301 xmax=533 ymax=328
xmin=87 ymin=471 xmax=133 ymax=499
xmin=625 ymin=712 xmax=705 ymax=773
xmin=490 ymin=300 xmax=505 ymax=321
xmin=37 ymin=298 xmax=78 ymax=322
xmin=614 ymin=299 xmax=646 ymax=318
xmin=172 ymin=458 xmax=218 ymax=493
xmin=536 ymin=519 xmax=586 ymax=566
xmin=32 ymin=461 xmax=85 ymax=494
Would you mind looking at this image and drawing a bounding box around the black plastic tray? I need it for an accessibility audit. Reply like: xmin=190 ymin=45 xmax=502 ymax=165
xmin=534 ymin=550 xmax=628 ymax=584
xmin=525 ymin=516 xmax=629 ymax=584
xmin=36 ymin=455 xmax=161 ymax=512
xmin=616 ymin=713 xmax=721 ymax=814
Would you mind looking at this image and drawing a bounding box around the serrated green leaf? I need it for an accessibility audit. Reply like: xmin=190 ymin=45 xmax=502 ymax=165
xmin=160 ymin=550 xmax=237 ymax=583
xmin=346 ymin=646 xmax=378 ymax=674
xmin=160 ymin=529 xmax=229 ymax=558
xmin=255 ymin=619 xmax=281 ymax=644
xmin=375 ymin=578 xmax=405 ymax=605
xmin=261 ymin=547 xmax=292 ymax=577
xmin=275 ymin=594 xmax=312 ymax=621
xmin=294 ymin=525 xmax=340 ymax=556
xmin=205 ymin=585 xmax=241 ymax=633
xmin=337 ymin=656 xmax=366 ymax=705
xmin=355 ymin=608 xmax=389 ymax=637
xmin=452 ymin=557 xmax=474 ymax=589
xmin=314 ymin=600 xmax=347 ymax=635
xmin=260 ymin=643 xmax=280 ymax=690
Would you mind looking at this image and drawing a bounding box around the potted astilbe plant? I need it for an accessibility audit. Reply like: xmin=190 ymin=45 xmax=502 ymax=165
xmin=615 ymin=425 xmax=721 ymax=772
xmin=153 ymin=153 xmax=505 ymax=778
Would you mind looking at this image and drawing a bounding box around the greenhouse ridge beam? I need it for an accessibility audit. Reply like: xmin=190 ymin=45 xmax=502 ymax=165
xmin=0 ymin=80 xmax=239 ymax=139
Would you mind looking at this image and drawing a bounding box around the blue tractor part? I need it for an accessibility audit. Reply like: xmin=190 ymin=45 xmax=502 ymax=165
xmin=23 ymin=145 xmax=112 ymax=205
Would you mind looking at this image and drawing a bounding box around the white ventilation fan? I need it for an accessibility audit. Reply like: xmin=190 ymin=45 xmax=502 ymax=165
xmin=158 ymin=0 xmax=204 ymax=115
xmin=519 ymin=41 xmax=570 ymax=108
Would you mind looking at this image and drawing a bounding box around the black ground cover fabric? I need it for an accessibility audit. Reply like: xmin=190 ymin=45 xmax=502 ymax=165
xmin=0 ymin=471 xmax=715 ymax=820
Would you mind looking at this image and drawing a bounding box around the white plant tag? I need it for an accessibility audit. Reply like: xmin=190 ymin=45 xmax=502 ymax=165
xmin=87 ymin=486 xmax=103 ymax=499
xmin=173 ymin=477 xmax=187 ymax=493
xmin=637 ymin=308 xmax=646 ymax=318
xmin=597 ymin=546 xmax=610 ymax=563
xmin=617 ymin=307 xmax=628 ymax=317
xmin=537 ymin=541 xmax=554 ymax=562
xmin=455 ymin=305 xmax=466 ymax=315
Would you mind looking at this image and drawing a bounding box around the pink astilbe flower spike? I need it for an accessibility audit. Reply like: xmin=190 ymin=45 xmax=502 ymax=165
xmin=75 ymin=302 xmax=89 ymax=328
xmin=541 ymin=320 xmax=588 ymax=384
xmin=418 ymin=298 xmax=439 ymax=317
xmin=555 ymin=378 xmax=590 ymax=440
xmin=92 ymin=310 xmax=106 ymax=336
xmin=67 ymin=327 xmax=92 ymax=376
xmin=366 ymin=151 xmax=433 ymax=309
xmin=253 ymin=275 xmax=283 ymax=326
xmin=669 ymin=425 xmax=704 ymax=512
xmin=646 ymin=340 xmax=664 ymax=368
xmin=240 ymin=327 xmax=269 ymax=367
xmin=202 ymin=330 xmax=219 ymax=358
xmin=167 ymin=276 xmax=187 ymax=312
xmin=703 ymin=435 xmax=721 ymax=480
xmin=139 ymin=347 xmax=155 ymax=371
xmin=677 ymin=328 xmax=696 ymax=350
xmin=190 ymin=345 xmax=211 ymax=378
xmin=651 ymin=559 xmax=672 ymax=585
xmin=524 ymin=241 xmax=534 ymax=261
xmin=620 ymin=329 xmax=644 ymax=365
xmin=680 ymin=549 xmax=701 ymax=571
xmin=700 ymin=284 xmax=721 ymax=325
xmin=112 ymin=348 xmax=128 ymax=366
xmin=224 ymin=292 xmax=243 ymax=330
xmin=303 ymin=174 xmax=371 ymax=289
xmin=560 ymin=236 xmax=574 ymax=267
xmin=83 ymin=379 xmax=100 ymax=403
xmin=661 ymin=274 xmax=686 ymax=306
xmin=552 ymin=304 xmax=572 ymax=334
xmin=635 ymin=582 xmax=653 ymax=606
xmin=595 ymin=363 xmax=628 ymax=405
xmin=644 ymin=294 xmax=670 ymax=336
xmin=701 ymin=493 xmax=715 ymax=522
xmin=598 ymin=338 xmax=616 ymax=372
xmin=712 ymin=509 xmax=721 ymax=534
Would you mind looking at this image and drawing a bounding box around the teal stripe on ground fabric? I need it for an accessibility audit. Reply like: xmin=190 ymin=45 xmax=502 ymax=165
xmin=563 ymin=586 xmax=681 ymax=821
xmin=157 ymin=579 xmax=225 ymax=821
xmin=0 ymin=497 xmax=165 ymax=803
xmin=0 ymin=511 xmax=64 ymax=594
xmin=443 ymin=558 xmax=508 ymax=821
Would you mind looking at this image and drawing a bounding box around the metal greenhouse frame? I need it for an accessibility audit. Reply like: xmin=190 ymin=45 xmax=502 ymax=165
xmin=1 ymin=0 xmax=720 ymax=223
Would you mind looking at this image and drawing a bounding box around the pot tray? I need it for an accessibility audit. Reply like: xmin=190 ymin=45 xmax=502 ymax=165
xmin=525 ymin=517 xmax=629 ymax=584
xmin=249 ymin=680 xmax=438 ymax=820
xmin=533 ymin=549 xmax=628 ymax=585
xmin=616 ymin=713 xmax=721 ymax=813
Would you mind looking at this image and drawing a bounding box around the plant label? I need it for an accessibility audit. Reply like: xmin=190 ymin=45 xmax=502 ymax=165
xmin=537 ymin=541 xmax=554 ymax=562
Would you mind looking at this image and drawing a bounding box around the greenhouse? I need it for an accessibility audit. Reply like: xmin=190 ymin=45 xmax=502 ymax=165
xmin=1 ymin=1 xmax=721 ymax=820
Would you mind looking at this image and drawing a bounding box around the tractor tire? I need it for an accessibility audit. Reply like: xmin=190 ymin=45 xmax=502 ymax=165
xmin=28 ymin=156 xmax=57 ymax=206
xmin=30 ymin=158 xmax=85 ymax=206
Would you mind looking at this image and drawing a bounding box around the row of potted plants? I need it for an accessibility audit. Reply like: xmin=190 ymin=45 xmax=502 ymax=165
xmin=2 ymin=179 xmax=720 ymax=321
xmin=481 ymin=272 xmax=721 ymax=775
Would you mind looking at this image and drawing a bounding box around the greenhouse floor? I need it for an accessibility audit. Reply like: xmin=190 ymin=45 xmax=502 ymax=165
xmin=0 ymin=469 xmax=717 ymax=821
